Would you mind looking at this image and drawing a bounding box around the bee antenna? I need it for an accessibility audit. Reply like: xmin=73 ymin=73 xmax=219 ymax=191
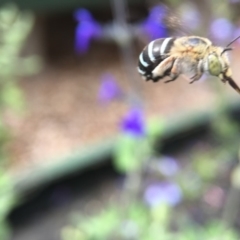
xmin=225 ymin=35 xmax=240 ymax=48
xmin=221 ymin=36 xmax=240 ymax=55
xmin=221 ymin=47 xmax=233 ymax=56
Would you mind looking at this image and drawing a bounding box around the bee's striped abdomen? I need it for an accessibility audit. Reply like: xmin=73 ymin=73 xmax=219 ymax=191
xmin=138 ymin=37 xmax=176 ymax=81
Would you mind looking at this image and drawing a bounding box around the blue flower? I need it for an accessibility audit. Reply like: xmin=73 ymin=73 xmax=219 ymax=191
xmin=158 ymin=156 xmax=179 ymax=176
xmin=121 ymin=108 xmax=146 ymax=137
xmin=140 ymin=5 xmax=168 ymax=40
xmin=98 ymin=74 xmax=122 ymax=103
xmin=74 ymin=9 xmax=102 ymax=54
xmin=210 ymin=18 xmax=234 ymax=43
xmin=144 ymin=182 xmax=182 ymax=207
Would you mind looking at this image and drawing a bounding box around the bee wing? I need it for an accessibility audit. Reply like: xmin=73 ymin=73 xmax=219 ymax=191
xmin=162 ymin=4 xmax=192 ymax=36
xmin=161 ymin=1 xmax=233 ymax=39
xmin=148 ymin=2 xmax=209 ymax=38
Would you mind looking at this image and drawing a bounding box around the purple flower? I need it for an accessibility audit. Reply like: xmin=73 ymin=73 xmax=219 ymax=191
xmin=210 ymin=18 xmax=234 ymax=43
xmin=140 ymin=5 xmax=168 ymax=40
xmin=74 ymin=8 xmax=93 ymax=22
xmin=74 ymin=9 xmax=102 ymax=54
xmin=98 ymin=74 xmax=122 ymax=102
xmin=158 ymin=156 xmax=179 ymax=176
xmin=121 ymin=108 xmax=146 ymax=137
xmin=144 ymin=182 xmax=182 ymax=207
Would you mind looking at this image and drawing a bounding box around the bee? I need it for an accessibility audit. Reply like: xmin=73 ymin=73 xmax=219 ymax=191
xmin=137 ymin=35 xmax=240 ymax=94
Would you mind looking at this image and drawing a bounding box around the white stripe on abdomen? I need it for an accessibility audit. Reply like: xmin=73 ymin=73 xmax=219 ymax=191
xmin=148 ymin=40 xmax=155 ymax=62
xmin=160 ymin=37 xmax=172 ymax=55
xmin=137 ymin=67 xmax=146 ymax=75
xmin=139 ymin=52 xmax=149 ymax=67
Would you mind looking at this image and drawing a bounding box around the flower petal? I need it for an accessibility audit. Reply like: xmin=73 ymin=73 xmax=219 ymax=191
xmin=74 ymin=8 xmax=102 ymax=54
xmin=144 ymin=182 xmax=182 ymax=207
xmin=98 ymin=74 xmax=121 ymax=102
xmin=121 ymin=108 xmax=146 ymax=137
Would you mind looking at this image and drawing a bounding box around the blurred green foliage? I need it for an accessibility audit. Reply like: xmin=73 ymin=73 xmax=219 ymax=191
xmin=62 ymin=112 xmax=240 ymax=240
xmin=114 ymin=118 xmax=165 ymax=173
xmin=0 ymin=3 xmax=41 ymax=112
xmin=0 ymin=3 xmax=41 ymax=240
xmin=62 ymin=190 xmax=238 ymax=240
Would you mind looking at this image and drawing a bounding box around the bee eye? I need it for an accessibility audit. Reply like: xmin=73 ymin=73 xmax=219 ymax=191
xmin=208 ymin=55 xmax=222 ymax=76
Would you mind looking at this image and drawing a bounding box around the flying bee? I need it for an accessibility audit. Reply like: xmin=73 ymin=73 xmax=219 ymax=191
xmin=137 ymin=35 xmax=240 ymax=94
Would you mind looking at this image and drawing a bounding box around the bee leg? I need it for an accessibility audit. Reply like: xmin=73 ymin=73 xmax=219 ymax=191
xmin=152 ymin=56 xmax=176 ymax=80
xmin=189 ymin=60 xmax=203 ymax=84
xmin=189 ymin=73 xmax=203 ymax=84
xmin=164 ymin=68 xmax=180 ymax=83
xmin=164 ymin=74 xmax=178 ymax=83
xmin=189 ymin=75 xmax=197 ymax=84
xmin=164 ymin=58 xmax=180 ymax=83
xmin=152 ymin=76 xmax=164 ymax=82
xmin=144 ymin=74 xmax=164 ymax=82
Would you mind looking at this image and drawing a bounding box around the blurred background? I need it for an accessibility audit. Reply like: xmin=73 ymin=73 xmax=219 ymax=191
xmin=1 ymin=0 xmax=240 ymax=239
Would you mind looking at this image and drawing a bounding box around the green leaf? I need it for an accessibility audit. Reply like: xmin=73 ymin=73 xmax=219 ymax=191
xmin=128 ymin=202 xmax=148 ymax=230
xmin=147 ymin=117 xmax=166 ymax=142
xmin=211 ymin=115 xmax=238 ymax=142
xmin=81 ymin=208 xmax=120 ymax=238
xmin=205 ymin=221 xmax=238 ymax=240
xmin=150 ymin=203 xmax=171 ymax=226
xmin=0 ymin=3 xmax=18 ymax=26
xmin=178 ymin=172 xmax=202 ymax=200
xmin=61 ymin=226 xmax=85 ymax=240
xmin=1 ymin=82 xmax=25 ymax=111
xmin=114 ymin=135 xmax=142 ymax=173
xmin=193 ymin=153 xmax=218 ymax=181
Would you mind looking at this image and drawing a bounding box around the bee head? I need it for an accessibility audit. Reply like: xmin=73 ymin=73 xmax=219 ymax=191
xmin=207 ymin=35 xmax=240 ymax=77
xmin=207 ymin=53 xmax=223 ymax=76
xmin=208 ymin=53 xmax=240 ymax=94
